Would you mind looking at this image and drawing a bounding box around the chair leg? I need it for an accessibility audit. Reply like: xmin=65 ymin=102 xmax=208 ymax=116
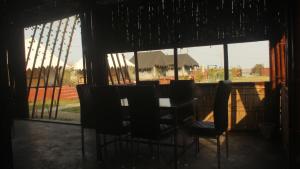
xmin=131 ymin=138 xmax=135 ymax=169
xmin=103 ymin=135 xmax=107 ymax=158
xmin=196 ymin=136 xmax=200 ymax=153
xmin=174 ymin=133 xmax=178 ymax=169
xmin=118 ymin=135 xmax=122 ymax=152
xmin=11 ymin=120 xmax=15 ymax=139
xmin=193 ymin=137 xmax=198 ymax=155
xmin=81 ymin=127 xmax=85 ymax=158
xmin=137 ymin=141 xmax=140 ymax=156
xmin=217 ymin=135 xmax=221 ymax=169
xmin=114 ymin=136 xmax=118 ymax=154
xmin=157 ymin=142 xmax=160 ymax=169
xmin=96 ymin=134 xmax=103 ymax=161
xmin=225 ymin=131 xmax=229 ymax=159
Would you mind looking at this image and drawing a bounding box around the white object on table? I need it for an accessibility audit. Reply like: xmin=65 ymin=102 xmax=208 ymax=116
xmin=120 ymin=98 xmax=171 ymax=107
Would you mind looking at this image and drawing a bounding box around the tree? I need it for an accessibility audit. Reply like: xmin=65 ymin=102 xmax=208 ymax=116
xmin=193 ymin=69 xmax=204 ymax=82
xmin=231 ymin=67 xmax=242 ymax=77
xmin=251 ymin=64 xmax=264 ymax=75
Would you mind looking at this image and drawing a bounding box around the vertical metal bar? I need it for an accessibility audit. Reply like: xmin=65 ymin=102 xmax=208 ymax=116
xmin=27 ymin=24 xmax=46 ymax=98
xmin=122 ymin=53 xmax=131 ymax=83
xmin=174 ymin=48 xmax=178 ymax=80
xmin=25 ymin=25 xmax=38 ymax=68
xmin=224 ymin=44 xmax=229 ymax=80
xmin=41 ymin=20 xmax=63 ymax=118
xmin=134 ymin=51 xmax=139 ymax=82
xmin=107 ymin=59 xmax=114 ymax=85
xmin=54 ymin=16 xmax=79 ymax=119
xmin=116 ymin=53 xmax=126 ymax=84
xmin=49 ymin=18 xmax=70 ymax=119
xmin=32 ymin=22 xmax=54 ymax=118
xmin=110 ymin=54 xmax=121 ymax=84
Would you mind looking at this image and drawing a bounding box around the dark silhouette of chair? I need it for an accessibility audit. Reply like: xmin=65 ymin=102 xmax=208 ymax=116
xmin=127 ymin=85 xmax=178 ymax=169
xmin=91 ymin=85 xmax=130 ymax=161
xmin=184 ymin=80 xmax=232 ymax=169
xmin=169 ymin=80 xmax=195 ymax=125
xmin=76 ymin=84 xmax=96 ymax=157
xmin=136 ymin=80 xmax=159 ymax=86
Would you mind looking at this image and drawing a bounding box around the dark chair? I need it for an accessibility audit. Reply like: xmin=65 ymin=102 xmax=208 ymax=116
xmin=136 ymin=80 xmax=160 ymax=86
xmin=76 ymin=84 xmax=96 ymax=157
xmin=91 ymin=86 xmax=128 ymax=134
xmin=169 ymin=80 xmax=195 ymax=125
xmin=184 ymin=80 xmax=232 ymax=169
xmin=127 ymin=85 xmax=178 ymax=169
xmin=91 ymin=86 xmax=130 ymax=160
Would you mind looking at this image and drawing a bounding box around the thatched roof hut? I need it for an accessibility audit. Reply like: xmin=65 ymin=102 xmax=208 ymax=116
xmin=129 ymin=51 xmax=198 ymax=69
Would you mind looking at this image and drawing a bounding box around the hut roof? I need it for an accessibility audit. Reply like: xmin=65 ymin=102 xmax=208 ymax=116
xmin=129 ymin=51 xmax=198 ymax=69
xmin=174 ymin=54 xmax=199 ymax=68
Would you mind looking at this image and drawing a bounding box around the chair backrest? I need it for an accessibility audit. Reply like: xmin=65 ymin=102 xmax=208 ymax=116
xmin=137 ymin=80 xmax=161 ymax=96
xmin=170 ymin=80 xmax=194 ymax=104
xmin=91 ymin=86 xmax=125 ymax=135
xmin=127 ymin=85 xmax=161 ymax=139
xmin=76 ymin=84 xmax=96 ymax=129
xmin=136 ymin=80 xmax=159 ymax=86
xmin=170 ymin=80 xmax=195 ymax=124
xmin=213 ymin=80 xmax=232 ymax=132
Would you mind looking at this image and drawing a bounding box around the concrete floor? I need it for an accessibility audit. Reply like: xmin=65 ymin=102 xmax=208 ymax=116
xmin=12 ymin=120 xmax=286 ymax=169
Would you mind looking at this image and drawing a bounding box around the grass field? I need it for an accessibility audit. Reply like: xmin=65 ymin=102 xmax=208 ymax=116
xmin=28 ymin=99 xmax=80 ymax=122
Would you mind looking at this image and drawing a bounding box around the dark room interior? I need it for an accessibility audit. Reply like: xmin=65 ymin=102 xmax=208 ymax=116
xmin=1 ymin=0 xmax=300 ymax=169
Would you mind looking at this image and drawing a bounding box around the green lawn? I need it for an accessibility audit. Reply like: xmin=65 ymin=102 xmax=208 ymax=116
xmin=28 ymin=99 xmax=80 ymax=121
xmin=60 ymin=106 xmax=80 ymax=114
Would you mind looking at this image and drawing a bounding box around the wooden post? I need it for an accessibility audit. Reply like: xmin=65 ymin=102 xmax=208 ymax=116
xmin=174 ymin=48 xmax=178 ymax=80
xmin=280 ymin=35 xmax=287 ymax=85
xmin=90 ymin=7 xmax=109 ymax=86
xmin=0 ymin=22 xmax=14 ymax=169
xmin=8 ymin=25 xmax=29 ymax=118
xmin=275 ymin=42 xmax=282 ymax=85
xmin=290 ymin=0 xmax=300 ymax=167
xmin=134 ymin=51 xmax=139 ymax=82
xmin=224 ymin=44 xmax=229 ymax=80
xmin=270 ymin=47 xmax=277 ymax=89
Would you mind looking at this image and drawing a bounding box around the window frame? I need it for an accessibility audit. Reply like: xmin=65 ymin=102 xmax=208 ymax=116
xmin=132 ymin=41 xmax=270 ymax=84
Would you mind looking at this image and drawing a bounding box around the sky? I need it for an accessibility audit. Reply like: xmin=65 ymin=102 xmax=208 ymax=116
xmin=25 ymin=16 xmax=269 ymax=69
xmin=126 ymin=40 xmax=270 ymax=69
xmin=24 ymin=16 xmax=82 ymax=65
